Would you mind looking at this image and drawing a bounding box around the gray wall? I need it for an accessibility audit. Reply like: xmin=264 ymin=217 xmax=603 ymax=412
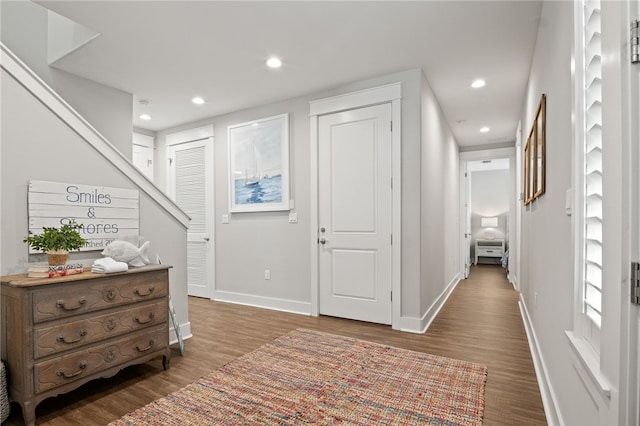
xmin=2 ymin=0 xmax=460 ymax=331
xmin=519 ymin=1 xmax=604 ymax=423
xmin=1 ymin=0 xmax=189 ymax=331
xmin=156 ymin=68 xmax=459 ymax=326
xmin=1 ymin=0 xmax=133 ymax=158
xmin=420 ymin=73 xmax=460 ymax=319
xmin=1 ymin=69 xmax=189 ymax=329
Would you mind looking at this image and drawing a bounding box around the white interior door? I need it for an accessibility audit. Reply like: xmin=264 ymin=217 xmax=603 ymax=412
xmin=132 ymin=144 xmax=154 ymax=180
xmin=318 ymin=103 xmax=392 ymax=324
xmin=132 ymin=132 xmax=155 ymax=181
xmin=168 ymin=137 xmax=214 ymax=298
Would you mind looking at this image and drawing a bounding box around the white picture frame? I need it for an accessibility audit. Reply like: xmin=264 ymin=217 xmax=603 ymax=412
xmin=228 ymin=113 xmax=290 ymax=212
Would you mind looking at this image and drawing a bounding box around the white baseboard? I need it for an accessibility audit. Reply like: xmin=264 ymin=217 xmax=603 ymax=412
xmin=508 ymin=271 xmax=518 ymax=290
xmin=399 ymin=273 xmax=461 ymax=334
xmin=213 ymin=275 xmax=460 ymax=334
xmin=518 ymin=296 xmax=562 ymax=426
xmin=169 ymin=321 xmax=192 ymax=345
xmin=213 ymin=290 xmax=311 ymax=316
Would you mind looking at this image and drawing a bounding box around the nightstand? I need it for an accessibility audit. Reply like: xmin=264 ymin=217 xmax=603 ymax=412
xmin=475 ymin=239 xmax=505 ymax=264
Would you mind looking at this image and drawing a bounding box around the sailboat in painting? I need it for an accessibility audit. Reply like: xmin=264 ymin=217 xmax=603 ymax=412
xmin=244 ymin=143 xmax=262 ymax=186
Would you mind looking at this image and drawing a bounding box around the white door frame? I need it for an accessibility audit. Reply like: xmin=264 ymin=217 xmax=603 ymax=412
xmin=459 ymin=147 xmax=517 ymax=289
xmin=309 ymin=83 xmax=402 ymax=329
xmin=132 ymin=132 xmax=155 ymax=181
xmin=166 ymin=125 xmax=215 ymax=299
xmin=618 ymin=0 xmax=640 ymax=422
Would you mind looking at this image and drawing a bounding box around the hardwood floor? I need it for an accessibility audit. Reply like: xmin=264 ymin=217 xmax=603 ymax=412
xmin=3 ymin=264 xmax=546 ymax=425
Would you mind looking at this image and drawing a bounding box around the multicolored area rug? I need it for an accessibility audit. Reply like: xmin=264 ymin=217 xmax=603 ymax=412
xmin=110 ymin=329 xmax=487 ymax=425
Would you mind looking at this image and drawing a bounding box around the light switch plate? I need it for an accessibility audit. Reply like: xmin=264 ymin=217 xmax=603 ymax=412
xmin=288 ymin=212 xmax=298 ymax=223
xmin=565 ymin=189 xmax=572 ymax=216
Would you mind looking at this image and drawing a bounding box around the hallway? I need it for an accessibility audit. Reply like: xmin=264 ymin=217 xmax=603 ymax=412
xmin=5 ymin=265 xmax=546 ymax=425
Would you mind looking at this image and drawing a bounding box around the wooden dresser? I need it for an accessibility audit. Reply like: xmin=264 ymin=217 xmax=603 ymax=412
xmin=0 ymin=264 xmax=171 ymax=426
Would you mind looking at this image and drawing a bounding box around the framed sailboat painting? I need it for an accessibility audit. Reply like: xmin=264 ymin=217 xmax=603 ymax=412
xmin=228 ymin=113 xmax=290 ymax=212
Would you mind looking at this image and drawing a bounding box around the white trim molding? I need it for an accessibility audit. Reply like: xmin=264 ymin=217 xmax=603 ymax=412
xmin=309 ymin=83 xmax=401 ymax=116
xmin=308 ymin=82 xmax=402 ymax=329
xmin=565 ymin=331 xmax=613 ymax=400
xmin=170 ymin=321 xmax=192 ymax=345
xmin=166 ymin=125 xmax=214 ymax=146
xmin=398 ymin=273 xmax=461 ymax=334
xmin=458 ymin=147 xmax=517 ymax=288
xmin=0 ymin=43 xmax=190 ymax=229
xmin=213 ymin=290 xmax=311 ymax=316
xmin=519 ymin=296 xmax=562 ymax=426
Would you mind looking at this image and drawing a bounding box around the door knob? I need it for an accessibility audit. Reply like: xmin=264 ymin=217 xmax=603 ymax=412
xmin=319 ymin=238 xmax=327 ymax=245
xmin=204 ymin=237 xmax=210 ymax=242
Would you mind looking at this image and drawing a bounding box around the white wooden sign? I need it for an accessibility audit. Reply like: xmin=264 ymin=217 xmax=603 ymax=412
xmin=27 ymin=180 xmax=139 ymax=252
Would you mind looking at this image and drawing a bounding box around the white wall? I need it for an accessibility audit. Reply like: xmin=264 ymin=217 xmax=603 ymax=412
xmin=519 ymin=1 xmax=607 ymax=424
xmin=1 ymin=1 xmax=190 ymax=335
xmin=0 ymin=0 xmax=133 ymax=158
xmin=0 ymin=69 xmax=189 ymax=331
xmin=159 ymin=96 xmax=313 ymax=310
xmin=1 ymin=2 xmax=460 ymax=334
xmin=420 ymin=72 xmax=460 ymax=320
xmin=155 ymin=68 xmax=458 ymax=328
xmin=471 ymin=169 xmax=510 ymax=219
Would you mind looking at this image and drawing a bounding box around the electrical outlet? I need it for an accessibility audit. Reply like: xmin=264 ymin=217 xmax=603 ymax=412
xmin=288 ymin=212 xmax=298 ymax=223
xmin=264 ymin=269 xmax=271 ymax=280
xmin=222 ymin=214 xmax=229 ymax=224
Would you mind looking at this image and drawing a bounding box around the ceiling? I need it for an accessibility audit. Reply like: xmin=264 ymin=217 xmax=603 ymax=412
xmin=35 ymin=1 xmax=542 ymax=148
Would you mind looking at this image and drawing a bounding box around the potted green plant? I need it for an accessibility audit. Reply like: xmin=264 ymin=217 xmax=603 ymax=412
xmin=24 ymin=220 xmax=87 ymax=266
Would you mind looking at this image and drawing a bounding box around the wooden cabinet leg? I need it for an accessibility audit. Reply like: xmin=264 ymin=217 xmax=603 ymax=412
xmin=19 ymin=400 xmax=36 ymax=426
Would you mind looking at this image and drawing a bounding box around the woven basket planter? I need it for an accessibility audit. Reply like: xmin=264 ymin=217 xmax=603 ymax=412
xmin=1 ymin=360 xmax=9 ymax=422
xmin=47 ymin=250 xmax=69 ymax=266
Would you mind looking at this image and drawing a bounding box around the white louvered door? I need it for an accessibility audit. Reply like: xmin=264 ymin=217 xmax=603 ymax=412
xmin=168 ymin=138 xmax=214 ymax=298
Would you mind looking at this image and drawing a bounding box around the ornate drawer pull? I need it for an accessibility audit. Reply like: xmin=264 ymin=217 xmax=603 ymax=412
xmin=133 ymin=285 xmax=155 ymax=297
xmin=56 ymin=361 xmax=87 ymax=379
xmin=134 ymin=312 xmax=155 ymax=324
xmin=135 ymin=339 xmax=155 ymax=352
xmin=56 ymin=330 xmax=87 ymax=344
xmin=56 ymin=297 xmax=87 ymax=311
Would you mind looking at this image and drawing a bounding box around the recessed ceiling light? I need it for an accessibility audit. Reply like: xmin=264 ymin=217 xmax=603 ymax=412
xmin=139 ymin=114 xmax=151 ymax=120
xmin=471 ymin=79 xmax=486 ymax=88
xmin=266 ymin=57 xmax=282 ymax=68
xmin=192 ymin=97 xmax=205 ymax=105
xmin=480 ymin=126 xmax=490 ymax=133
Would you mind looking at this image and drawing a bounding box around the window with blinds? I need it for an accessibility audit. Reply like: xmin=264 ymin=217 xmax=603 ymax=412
xmin=581 ymin=0 xmax=603 ymax=334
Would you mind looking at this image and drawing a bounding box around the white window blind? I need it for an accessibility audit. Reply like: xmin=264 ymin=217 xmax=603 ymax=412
xmin=582 ymin=0 xmax=603 ymax=330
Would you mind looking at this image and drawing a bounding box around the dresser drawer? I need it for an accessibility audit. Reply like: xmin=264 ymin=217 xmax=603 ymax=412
xmin=2 ymin=265 xmax=171 ymax=426
xmin=477 ymin=247 xmax=503 ymax=256
xmin=34 ymin=324 xmax=168 ymax=393
xmin=34 ymin=301 xmax=167 ymax=358
xmin=33 ymin=270 xmax=168 ymax=323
